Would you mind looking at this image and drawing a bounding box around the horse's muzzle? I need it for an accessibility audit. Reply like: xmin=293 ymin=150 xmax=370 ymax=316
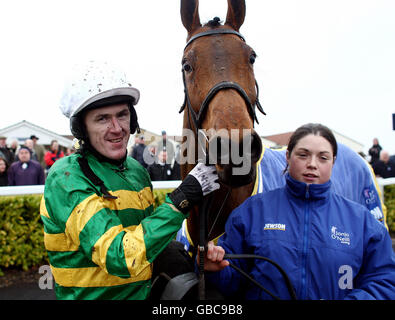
xmin=207 ymin=131 xmax=262 ymax=187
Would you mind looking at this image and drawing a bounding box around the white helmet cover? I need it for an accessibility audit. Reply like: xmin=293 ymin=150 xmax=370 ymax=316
xmin=60 ymin=61 xmax=140 ymax=119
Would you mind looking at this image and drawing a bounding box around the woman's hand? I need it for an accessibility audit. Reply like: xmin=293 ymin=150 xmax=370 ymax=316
xmin=204 ymin=241 xmax=229 ymax=272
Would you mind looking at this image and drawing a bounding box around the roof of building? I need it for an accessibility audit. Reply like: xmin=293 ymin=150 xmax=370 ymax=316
xmin=263 ymin=132 xmax=293 ymax=147
xmin=263 ymin=128 xmax=364 ymax=153
xmin=0 ymin=120 xmax=73 ymax=147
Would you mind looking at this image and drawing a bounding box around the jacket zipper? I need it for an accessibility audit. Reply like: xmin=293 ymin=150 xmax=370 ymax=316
xmin=301 ymin=185 xmax=310 ymax=299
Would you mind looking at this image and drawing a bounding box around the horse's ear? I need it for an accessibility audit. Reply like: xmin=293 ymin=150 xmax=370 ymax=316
xmin=225 ymin=0 xmax=246 ymax=31
xmin=181 ymin=0 xmax=201 ymax=34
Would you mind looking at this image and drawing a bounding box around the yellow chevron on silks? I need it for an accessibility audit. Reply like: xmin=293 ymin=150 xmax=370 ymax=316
xmin=90 ymin=224 xmax=152 ymax=278
xmin=65 ymin=188 xmax=153 ymax=246
xmin=44 ymin=232 xmax=79 ymax=252
xmin=91 ymin=224 xmax=125 ymax=273
xmin=40 ymin=196 xmax=50 ymax=219
xmin=50 ymin=263 xmax=151 ymax=288
xmin=43 ymin=188 xmax=154 ymax=252
xmin=123 ymin=224 xmax=152 ymax=277
xmin=137 ymin=187 xmax=154 ymax=210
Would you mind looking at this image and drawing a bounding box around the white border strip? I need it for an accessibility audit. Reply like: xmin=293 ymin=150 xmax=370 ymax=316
xmin=1 ymin=178 xmax=394 ymax=199
xmin=0 ymin=180 xmax=182 ymax=196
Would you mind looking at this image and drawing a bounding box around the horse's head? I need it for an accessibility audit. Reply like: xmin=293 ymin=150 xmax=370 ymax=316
xmin=180 ymin=0 xmax=264 ymax=187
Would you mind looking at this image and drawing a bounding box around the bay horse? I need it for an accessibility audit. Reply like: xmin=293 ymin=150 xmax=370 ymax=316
xmin=178 ymin=0 xmax=265 ymax=250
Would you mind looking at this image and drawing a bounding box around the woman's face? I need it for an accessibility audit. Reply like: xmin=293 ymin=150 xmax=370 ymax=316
xmin=0 ymin=160 xmax=6 ymax=173
xmin=286 ymin=134 xmax=335 ymax=184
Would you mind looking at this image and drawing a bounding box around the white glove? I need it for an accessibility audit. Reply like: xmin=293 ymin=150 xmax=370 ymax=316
xmin=188 ymin=162 xmax=220 ymax=196
xmin=168 ymin=163 xmax=220 ymax=214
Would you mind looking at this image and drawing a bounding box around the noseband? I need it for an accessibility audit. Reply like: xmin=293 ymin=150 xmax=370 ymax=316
xmin=179 ymin=28 xmax=266 ymax=134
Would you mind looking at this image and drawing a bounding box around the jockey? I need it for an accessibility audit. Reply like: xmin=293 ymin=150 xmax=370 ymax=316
xmin=40 ymin=61 xmax=219 ymax=300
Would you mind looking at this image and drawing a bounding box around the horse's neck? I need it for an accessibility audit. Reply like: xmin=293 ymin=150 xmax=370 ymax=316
xmin=186 ymin=182 xmax=254 ymax=247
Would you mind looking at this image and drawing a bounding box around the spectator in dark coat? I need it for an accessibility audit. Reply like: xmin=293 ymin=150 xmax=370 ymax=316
xmin=147 ymin=150 xmax=176 ymax=181
xmin=156 ymin=130 xmax=175 ymax=164
xmin=24 ymin=138 xmax=38 ymax=162
xmin=374 ymin=150 xmax=395 ymax=178
xmin=0 ymin=156 xmax=9 ymax=186
xmin=31 ymin=135 xmax=46 ymax=169
xmin=130 ymin=135 xmax=147 ymax=168
xmin=8 ymin=146 xmax=45 ymax=185
xmin=368 ymin=138 xmax=382 ymax=165
xmin=0 ymin=136 xmax=14 ymax=164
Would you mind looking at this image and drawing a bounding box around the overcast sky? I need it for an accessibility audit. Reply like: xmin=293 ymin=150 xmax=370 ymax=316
xmin=1 ymin=0 xmax=394 ymax=155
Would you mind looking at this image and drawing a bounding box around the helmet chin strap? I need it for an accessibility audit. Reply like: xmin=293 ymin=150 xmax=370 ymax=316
xmin=78 ymin=139 xmax=127 ymax=167
xmin=77 ymin=155 xmax=118 ymax=200
xmin=76 ymin=140 xmax=127 ymax=200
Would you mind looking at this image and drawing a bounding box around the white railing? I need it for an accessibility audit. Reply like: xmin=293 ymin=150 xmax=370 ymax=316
xmin=0 ymin=178 xmax=394 ymax=201
xmin=0 ymin=185 xmax=45 ymax=196
xmin=376 ymin=177 xmax=395 ymax=203
xmin=0 ymin=180 xmax=182 ymax=196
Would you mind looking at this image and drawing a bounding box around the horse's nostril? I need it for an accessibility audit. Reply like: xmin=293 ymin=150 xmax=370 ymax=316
xmin=207 ymin=131 xmax=262 ymax=167
xmin=250 ymin=132 xmax=263 ymax=163
xmin=232 ymin=132 xmax=262 ymax=165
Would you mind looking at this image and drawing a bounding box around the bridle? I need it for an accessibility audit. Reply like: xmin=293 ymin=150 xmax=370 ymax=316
xmin=179 ymin=28 xmax=266 ymax=136
xmin=179 ymin=28 xmax=263 ymax=245
xmin=180 ymin=29 xmax=260 ymax=253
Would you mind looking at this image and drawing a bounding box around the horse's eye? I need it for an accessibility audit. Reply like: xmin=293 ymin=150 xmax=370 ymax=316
xmin=249 ymin=52 xmax=257 ymax=64
xmin=183 ymin=62 xmax=192 ymax=72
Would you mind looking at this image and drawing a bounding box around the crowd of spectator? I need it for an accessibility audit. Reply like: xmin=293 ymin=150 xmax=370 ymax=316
xmin=1 ymin=133 xmax=392 ymax=187
xmin=0 ymin=130 xmax=182 ymax=187
xmin=0 ymin=135 xmax=69 ymax=187
xmin=130 ymin=134 xmax=395 ymax=181
xmin=129 ymin=130 xmax=181 ymax=181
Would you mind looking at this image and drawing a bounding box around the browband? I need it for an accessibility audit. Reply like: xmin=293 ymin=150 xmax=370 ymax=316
xmin=184 ymin=29 xmax=245 ymax=50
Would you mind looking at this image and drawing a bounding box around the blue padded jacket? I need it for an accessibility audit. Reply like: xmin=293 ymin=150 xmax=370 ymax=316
xmin=207 ymin=174 xmax=395 ymax=300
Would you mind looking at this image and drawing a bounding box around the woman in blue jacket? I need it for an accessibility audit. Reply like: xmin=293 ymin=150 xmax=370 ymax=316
xmin=205 ymin=123 xmax=395 ymax=300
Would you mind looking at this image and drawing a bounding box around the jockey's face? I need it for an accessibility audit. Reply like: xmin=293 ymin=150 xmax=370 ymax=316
xmin=84 ymin=103 xmax=130 ymax=160
xmin=286 ymin=134 xmax=335 ymax=185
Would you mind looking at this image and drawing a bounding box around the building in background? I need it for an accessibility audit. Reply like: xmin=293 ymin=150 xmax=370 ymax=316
xmin=0 ymin=120 xmax=73 ymax=151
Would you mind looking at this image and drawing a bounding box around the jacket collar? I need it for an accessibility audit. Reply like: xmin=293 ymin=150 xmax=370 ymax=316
xmin=83 ymin=149 xmax=128 ymax=171
xmin=80 ymin=142 xmax=127 ymax=167
xmin=285 ymin=173 xmax=332 ymax=200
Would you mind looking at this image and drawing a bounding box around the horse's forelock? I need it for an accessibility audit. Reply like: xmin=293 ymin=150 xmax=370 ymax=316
xmin=206 ymin=17 xmax=222 ymax=27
